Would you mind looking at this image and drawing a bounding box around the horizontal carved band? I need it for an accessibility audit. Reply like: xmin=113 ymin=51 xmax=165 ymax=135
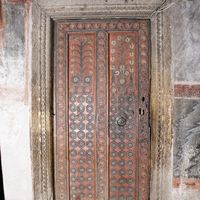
xmin=174 ymin=84 xmax=200 ymax=98
xmin=173 ymin=178 xmax=200 ymax=189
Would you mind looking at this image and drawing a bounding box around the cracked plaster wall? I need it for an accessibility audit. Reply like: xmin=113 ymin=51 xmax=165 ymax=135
xmin=171 ymin=0 xmax=200 ymax=199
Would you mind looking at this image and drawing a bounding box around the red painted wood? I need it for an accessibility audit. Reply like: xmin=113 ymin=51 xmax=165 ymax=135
xmin=68 ymin=33 xmax=97 ymax=200
xmin=54 ymin=20 xmax=150 ymax=200
xmin=109 ymin=32 xmax=138 ymax=200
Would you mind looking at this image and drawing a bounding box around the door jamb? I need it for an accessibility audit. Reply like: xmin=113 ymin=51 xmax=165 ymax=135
xmin=31 ymin=2 xmax=172 ymax=200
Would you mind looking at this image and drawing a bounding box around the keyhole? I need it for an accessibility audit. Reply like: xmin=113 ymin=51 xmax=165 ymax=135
xmin=139 ymin=108 xmax=145 ymax=115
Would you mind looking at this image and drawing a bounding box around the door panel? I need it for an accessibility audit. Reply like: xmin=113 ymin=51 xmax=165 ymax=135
xmin=109 ymin=32 xmax=139 ymax=200
xmin=68 ymin=33 xmax=97 ymax=199
xmin=54 ymin=20 xmax=150 ymax=200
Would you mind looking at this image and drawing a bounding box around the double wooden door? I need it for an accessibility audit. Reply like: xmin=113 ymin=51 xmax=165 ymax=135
xmin=54 ymin=19 xmax=150 ymax=200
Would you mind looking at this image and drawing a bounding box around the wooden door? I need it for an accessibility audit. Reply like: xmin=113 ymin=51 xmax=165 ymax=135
xmin=54 ymin=20 xmax=150 ymax=200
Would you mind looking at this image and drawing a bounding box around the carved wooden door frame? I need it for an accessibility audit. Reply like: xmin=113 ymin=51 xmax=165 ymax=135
xmin=31 ymin=1 xmax=172 ymax=200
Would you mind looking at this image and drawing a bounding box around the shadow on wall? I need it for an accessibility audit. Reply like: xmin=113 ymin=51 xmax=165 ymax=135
xmin=0 ymin=152 xmax=5 ymax=200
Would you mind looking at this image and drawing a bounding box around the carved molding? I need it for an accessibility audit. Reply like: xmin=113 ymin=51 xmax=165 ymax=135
xmin=33 ymin=0 xmax=165 ymax=19
xmin=31 ymin=0 xmax=172 ymax=200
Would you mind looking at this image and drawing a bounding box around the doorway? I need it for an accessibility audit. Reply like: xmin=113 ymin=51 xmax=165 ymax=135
xmin=54 ymin=19 xmax=150 ymax=200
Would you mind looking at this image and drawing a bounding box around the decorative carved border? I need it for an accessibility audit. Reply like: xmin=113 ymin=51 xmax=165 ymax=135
xmin=31 ymin=1 xmax=172 ymax=200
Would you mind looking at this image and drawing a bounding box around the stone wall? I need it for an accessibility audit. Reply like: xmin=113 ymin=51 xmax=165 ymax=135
xmin=0 ymin=0 xmax=199 ymax=199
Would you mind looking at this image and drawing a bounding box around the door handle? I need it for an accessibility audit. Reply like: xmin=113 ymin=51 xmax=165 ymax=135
xmin=116 ymin=116 xmax=127 ymax=127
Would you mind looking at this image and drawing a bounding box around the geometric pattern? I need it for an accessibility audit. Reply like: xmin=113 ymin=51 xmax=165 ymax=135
xmin=55 ymin=20 xmax=150 ymax=200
